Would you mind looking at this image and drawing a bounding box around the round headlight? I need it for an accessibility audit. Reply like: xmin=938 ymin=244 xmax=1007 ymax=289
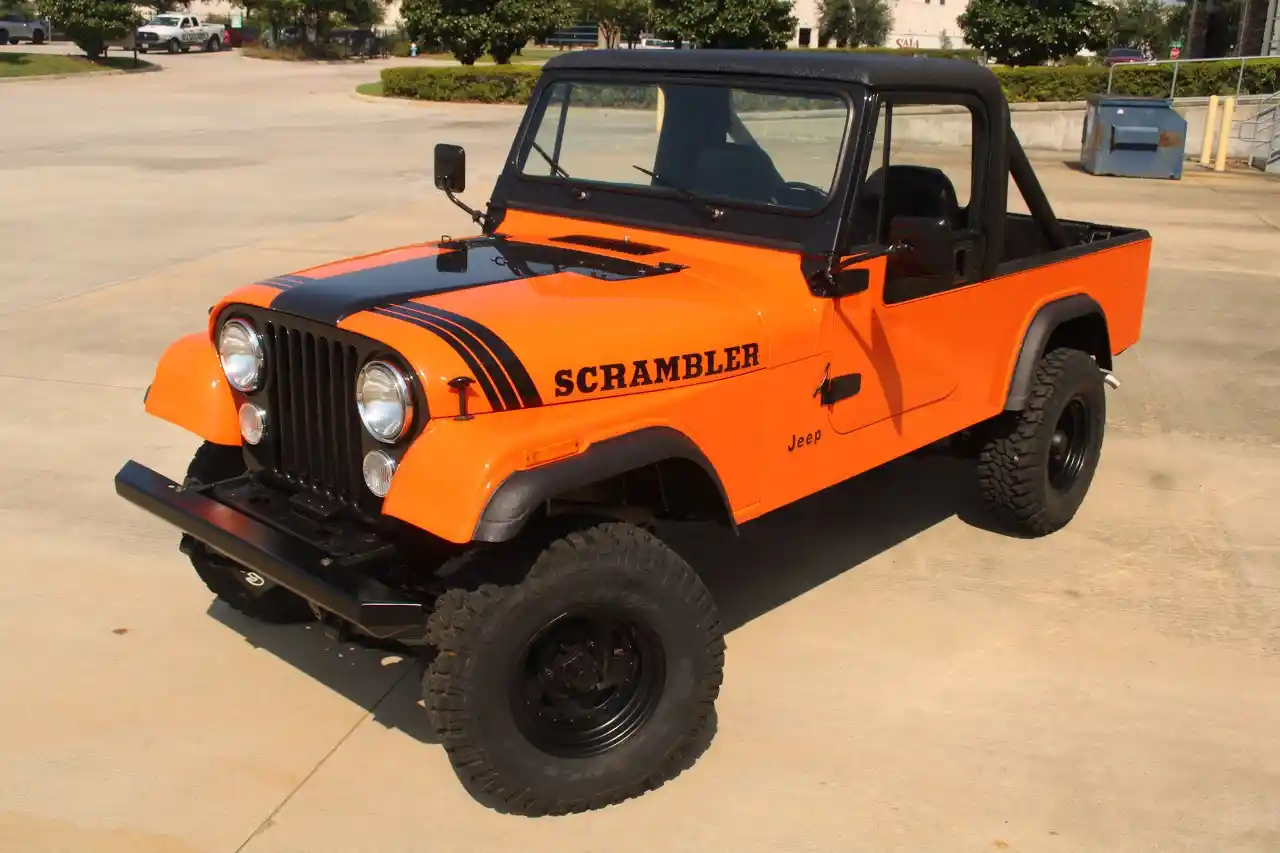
xmin=357 ymin=360 xmax=413 ymax=443
xmin=218 ymin=319 xmax=264 ymax=392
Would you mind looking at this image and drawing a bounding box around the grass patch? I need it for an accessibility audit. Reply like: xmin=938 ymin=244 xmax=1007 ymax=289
xmin=356 ymin=80 xmax=383 ymax=96
xmin=0 ymin=52 xmax=156 ymax=78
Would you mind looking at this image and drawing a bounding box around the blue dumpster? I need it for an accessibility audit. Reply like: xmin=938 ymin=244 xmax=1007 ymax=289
xmin=1080 ymin=94 xmax=1188 ymax=179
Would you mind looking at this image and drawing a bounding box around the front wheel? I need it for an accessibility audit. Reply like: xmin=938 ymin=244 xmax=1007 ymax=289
xmin=32 ymin=30 xmax=44 ymax=44
xmin=167 ymin=38 xmax=180 ymax=54
xmin=976 ymin=347 xmax=1107 ymax=536
xmin=424 ymin=520 xmax=725 ymax=815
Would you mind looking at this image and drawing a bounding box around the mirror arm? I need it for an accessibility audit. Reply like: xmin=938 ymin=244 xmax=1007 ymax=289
xmin=444 ymin=189 xmax=490 ymax=230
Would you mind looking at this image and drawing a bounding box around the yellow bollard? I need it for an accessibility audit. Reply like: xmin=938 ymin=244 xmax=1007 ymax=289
xmin=1200 ymin=95 xmax=1219 ymax=166
xmin=1214 ymin=95 xmax=1235 ymax=172
xmin=656 ymin=86 xmax=665 ymax=133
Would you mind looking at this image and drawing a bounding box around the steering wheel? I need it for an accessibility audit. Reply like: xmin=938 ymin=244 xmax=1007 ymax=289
xmin=771 ymin=181 xmax=829 ymax=208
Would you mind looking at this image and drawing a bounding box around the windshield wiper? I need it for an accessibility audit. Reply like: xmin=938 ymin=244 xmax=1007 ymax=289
xmin=632 ymin=165 xmax=724 ymax=220
xmin=530 ymin=141 xmax=570 ymax=179
xmin=632 ymin=164 xmax=697 ymax=199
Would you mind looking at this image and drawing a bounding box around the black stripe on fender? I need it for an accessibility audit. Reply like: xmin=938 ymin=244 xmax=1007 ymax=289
xmin=407 ymin=303 xmax=544 ymax=408
xmin=371 ymin=306 xmax=506 ymax=412
xmin=386 ymin=301 xmax=521 ymax=411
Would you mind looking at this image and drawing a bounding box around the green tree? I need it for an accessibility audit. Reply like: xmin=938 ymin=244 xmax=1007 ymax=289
xmin=1105 ymin=0 xmax=1168 ymax=55
xmin=819 ymin=0 xmax=854 ymax=47
xmin=957 ymin=0 xmax=1111 ymax=65
xmin=40 ymin=0 xmax=139 ymax=57
xmin=650 ymin=0 xmax=796 ymax=49
xmin=574 ymin=0 xmax=650 ymax=48
xmin=401 ymin=0 xmax=570 ymax=64
xmin=850 ymin=0 xmax=892 ymax=46
xmin=819 ymin=0 xmax=891 ymax=48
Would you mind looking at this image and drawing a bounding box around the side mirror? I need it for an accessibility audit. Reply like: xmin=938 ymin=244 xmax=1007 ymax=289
xmin=886 ymin=216 xmax=954 ymax=280
xmin=434 ymin=143 xmax=466 ymax=194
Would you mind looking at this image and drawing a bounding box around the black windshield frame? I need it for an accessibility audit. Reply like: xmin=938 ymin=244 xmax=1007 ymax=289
xmin=488 ymin=69 xmax=873 ymax=260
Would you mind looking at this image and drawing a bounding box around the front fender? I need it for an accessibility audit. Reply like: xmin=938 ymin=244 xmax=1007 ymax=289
xmin=379 ymin=385 xmax=741 ymax=545
xmin=144 ymin=332 xmax=240 ymax=446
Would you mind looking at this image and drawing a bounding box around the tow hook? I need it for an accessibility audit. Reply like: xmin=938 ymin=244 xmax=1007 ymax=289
xmin=1100 ymin=368 xmax=1120 ymax=390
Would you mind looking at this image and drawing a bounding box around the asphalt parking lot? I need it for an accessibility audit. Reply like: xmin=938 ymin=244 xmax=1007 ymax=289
xmin=2 ymin=47 xmax=1280 ymax=853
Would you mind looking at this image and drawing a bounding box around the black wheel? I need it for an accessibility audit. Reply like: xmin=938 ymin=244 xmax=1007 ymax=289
xmin=168 ymin=38 xmax=180 ymax=54
xmin=976 ymin=347 xmax=1106 ymax=536
xmin=1 ymin=31 xmax=12 ymax=44
xmin=139 ymin=46 xmax=148 ymax=53
xmin=181 ymin=442 xmax=315 ymax=624
xmin=424 ymin=520 xmax=725 ymax=815
xmin=32 ymin=29 xmax=45 ymax=45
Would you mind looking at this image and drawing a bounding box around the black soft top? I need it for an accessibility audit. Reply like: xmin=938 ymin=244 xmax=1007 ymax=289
xmin=541 ymin=49 xmax=1005 ymax=102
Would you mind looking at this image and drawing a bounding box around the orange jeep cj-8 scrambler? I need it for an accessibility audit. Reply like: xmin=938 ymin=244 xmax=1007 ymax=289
xmin=116 ymin=50 xmax=1151 ymax=814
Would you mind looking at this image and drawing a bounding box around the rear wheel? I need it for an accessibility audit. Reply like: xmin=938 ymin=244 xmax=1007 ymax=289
xmin=181 ymin=442 xmax=315 ymax=624
xmin=32 ymin=29 xmax=44 ymax=44
xmin=206 ymin=36 xmax=220 ymax=52
xmin=424 ymin=520 xmax=724 ymax=815
xmin=976 ymin=347 xmax=1106 ymax=536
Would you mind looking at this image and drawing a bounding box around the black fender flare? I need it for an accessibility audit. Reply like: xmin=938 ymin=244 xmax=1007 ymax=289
xmin=472 ymin=426 xmax=734 ymax=543
xmin=1004 ymin=294 xmax=1107 ymax=410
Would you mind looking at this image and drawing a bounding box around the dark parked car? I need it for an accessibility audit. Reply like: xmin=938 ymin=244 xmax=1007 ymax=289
xmin=1103 ymin=47 xmax=1147 ymax=67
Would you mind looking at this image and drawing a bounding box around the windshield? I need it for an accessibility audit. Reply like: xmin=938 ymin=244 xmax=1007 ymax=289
xmin=148 ymin=16 xmax=182 ymax=26
xmin=518 ymin=80 xmax=850 ymax=213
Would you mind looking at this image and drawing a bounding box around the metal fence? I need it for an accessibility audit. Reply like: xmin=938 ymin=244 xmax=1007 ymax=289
xmin=1105 ymin=53 xmax=1277 ymax=99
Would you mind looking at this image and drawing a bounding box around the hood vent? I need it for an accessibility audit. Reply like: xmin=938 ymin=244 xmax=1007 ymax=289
xmin=551 ymin=234 xmax=667 ymax=256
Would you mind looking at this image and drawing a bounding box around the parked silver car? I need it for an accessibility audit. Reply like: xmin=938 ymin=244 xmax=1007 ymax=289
xmin=0 ymin=12 xmax=51 ymax=45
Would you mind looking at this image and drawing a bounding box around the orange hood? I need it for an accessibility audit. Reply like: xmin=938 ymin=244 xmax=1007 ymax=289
xmin=243 ymin=234 xmax=773 ymax=417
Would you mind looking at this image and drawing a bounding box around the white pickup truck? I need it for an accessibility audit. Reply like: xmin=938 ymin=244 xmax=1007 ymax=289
xmin=0 ymin=13 xmax=51 ymax=44
xmin=135 ymin=13 xmax=225 ymax=54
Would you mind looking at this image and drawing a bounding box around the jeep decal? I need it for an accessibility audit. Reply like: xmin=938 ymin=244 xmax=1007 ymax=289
xmin=554 ymin=343 xmax=760 ymax=397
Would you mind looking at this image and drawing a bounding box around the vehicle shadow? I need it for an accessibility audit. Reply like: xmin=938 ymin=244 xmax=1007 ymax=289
xmin=206 ymin=450 xmax=990 ymax=770
xmin=661 ymin=451 xmax=986 ymax=632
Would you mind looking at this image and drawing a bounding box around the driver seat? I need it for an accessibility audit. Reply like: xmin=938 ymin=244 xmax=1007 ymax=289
xmin=855 ymin=165 xmax=963 ymax=239
xmin=688 ymin=142 xmax=783 ymax=204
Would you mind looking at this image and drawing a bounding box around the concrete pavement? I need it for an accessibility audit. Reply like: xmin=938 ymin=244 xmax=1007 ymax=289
xmin=1 ymin=49 xmax=1279 ymax=853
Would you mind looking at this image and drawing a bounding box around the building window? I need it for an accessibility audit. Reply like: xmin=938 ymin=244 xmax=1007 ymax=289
xmin=798 ymin=27 xmax=812 ymax=47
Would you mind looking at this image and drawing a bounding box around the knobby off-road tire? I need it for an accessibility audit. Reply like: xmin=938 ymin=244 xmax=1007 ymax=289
xmin=181 ymin=441 xmax=314 ymax=624
xmin=977 ymin=347 xmax=1107 ymax=536
xmin=424 ymin=520 xmax=725 ymax=816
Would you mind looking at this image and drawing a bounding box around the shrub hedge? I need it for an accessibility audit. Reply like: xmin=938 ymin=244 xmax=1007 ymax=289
xmin=381 ymin=58 xmax=1280 ymax=106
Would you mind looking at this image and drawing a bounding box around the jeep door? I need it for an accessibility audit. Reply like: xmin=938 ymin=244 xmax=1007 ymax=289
xmin=823 ymin=95 xmax=992 ymax=437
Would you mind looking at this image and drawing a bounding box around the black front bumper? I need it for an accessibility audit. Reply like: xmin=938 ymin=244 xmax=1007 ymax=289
xmin=114 ymin=460 xmax=427 ymax=640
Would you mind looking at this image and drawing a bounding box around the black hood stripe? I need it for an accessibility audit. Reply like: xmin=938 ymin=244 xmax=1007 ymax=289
xmin=261 ymin=235 xmax=681 ymax=325
xmin=372 ymin=306 xmax=506 ymax=411
xmin=405 ymin=303 xmax=543 ymax=408
xmin=386 ymin=302 xmax=522 ymax=411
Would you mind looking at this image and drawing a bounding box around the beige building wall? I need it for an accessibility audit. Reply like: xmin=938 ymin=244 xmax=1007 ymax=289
xmin=789 ymin=0 xmax=970 ymax=49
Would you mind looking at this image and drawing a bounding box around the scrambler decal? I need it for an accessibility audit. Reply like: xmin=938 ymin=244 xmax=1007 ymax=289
xmin=554 ymin=343 xmax=760 ymax=397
